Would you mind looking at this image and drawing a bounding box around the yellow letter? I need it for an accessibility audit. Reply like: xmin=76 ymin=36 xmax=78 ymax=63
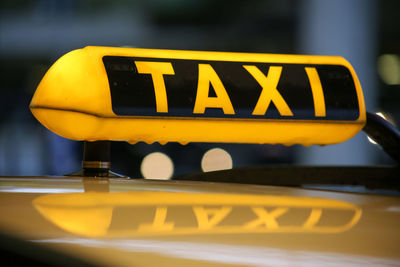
xmin=135 ymin=61 xmax=175 ymax=113
xmin=138 ymin=206 xmax=174 ymax=232
xmin=193 ymin=64 xmax=235 ymax=114
xmin=193 ymin=206 xmax=232 ymax=230
xmin=244 ymin=65 xmax=293 ymax=116
xmin=302 ymin=208 xmax=322 ymax=229
xmin=305 ymin=67 xmax=326 ymax=117
xmin=244 ymin=207 xmax=288 ymax=229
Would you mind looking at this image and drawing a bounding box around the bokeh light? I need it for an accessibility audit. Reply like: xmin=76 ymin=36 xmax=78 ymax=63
xmin=378 ymin=54 xmax=400 ymax=85
xmin=141 ymin=152 xmax=174 ymax=180
xmin=201 ymin=148 xmax=233 ymax=172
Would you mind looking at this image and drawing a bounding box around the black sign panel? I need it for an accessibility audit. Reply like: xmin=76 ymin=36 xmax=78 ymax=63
xmin=103 ymin=56 xmax=359 ymax=120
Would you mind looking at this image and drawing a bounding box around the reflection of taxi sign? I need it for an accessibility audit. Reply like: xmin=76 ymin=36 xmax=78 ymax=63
xmin=30 ymin=46 xmax=365 ymax=145
xmin=33 ymin=192 xmax=362 ymax=238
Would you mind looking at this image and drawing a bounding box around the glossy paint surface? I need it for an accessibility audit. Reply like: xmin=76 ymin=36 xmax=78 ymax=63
xmin=0 ymin=176 xmax=399 ymax=266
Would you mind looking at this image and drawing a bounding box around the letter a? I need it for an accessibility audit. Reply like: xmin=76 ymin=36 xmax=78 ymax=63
xmin=193 ymin=64 xmax=235 ymax=114
xmin=193 ymin=206 xmax=232 ymax=230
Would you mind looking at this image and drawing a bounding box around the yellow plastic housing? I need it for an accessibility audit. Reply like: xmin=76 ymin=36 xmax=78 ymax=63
xmin=30 ymin=46 xmax=366 ymax=146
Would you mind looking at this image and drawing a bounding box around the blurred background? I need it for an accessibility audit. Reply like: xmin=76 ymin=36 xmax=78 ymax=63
xmin=0 ymin=0 xmax=399 ymax=179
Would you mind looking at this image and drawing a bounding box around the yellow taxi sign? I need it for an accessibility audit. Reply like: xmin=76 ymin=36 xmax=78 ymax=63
xmin=30 ymin=46 xmax=366 ymax=145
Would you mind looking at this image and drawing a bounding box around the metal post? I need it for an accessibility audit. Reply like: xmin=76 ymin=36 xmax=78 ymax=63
xmin=66 ymin=141 xmax=126 ymax=178
xmin=82 ymin=141 xmax=111 ymax=177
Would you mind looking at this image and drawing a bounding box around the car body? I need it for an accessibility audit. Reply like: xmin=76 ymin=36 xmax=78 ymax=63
xmin=1 ymin=176 xmax=399 ymax=266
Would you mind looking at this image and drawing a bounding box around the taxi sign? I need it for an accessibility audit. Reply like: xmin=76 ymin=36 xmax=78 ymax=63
xmin=30 ymin=46 xmax=365 ymax=145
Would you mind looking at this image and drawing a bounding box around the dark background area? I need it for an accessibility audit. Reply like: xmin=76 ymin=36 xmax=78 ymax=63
xmin=0 ymin=0 xmax=399 ymax=178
